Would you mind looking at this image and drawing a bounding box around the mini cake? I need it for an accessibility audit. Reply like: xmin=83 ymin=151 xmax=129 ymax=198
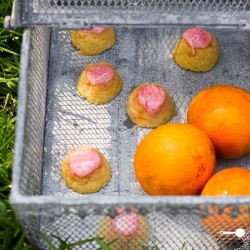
xmin=77 ymin=61 xmax=122 ymax=104
xmin=98 ymin=206 xmax=150 ymax=250
xmin=61 ymin=146 xmax=112 ymax=194
xmin=71 ymin=27 xmax=116 ymax=56
xmin=126 ymin=83 xmax=176 ymax=128
xmin=172 ymin=28 xmax=220 ymax=72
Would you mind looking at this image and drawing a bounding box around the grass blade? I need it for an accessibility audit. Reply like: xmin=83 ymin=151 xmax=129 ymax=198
xmin=0 ymin=46 xmax=18 ymax=55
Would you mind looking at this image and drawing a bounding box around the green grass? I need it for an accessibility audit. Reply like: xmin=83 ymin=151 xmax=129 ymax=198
xmin=42 ymin=234 xmax=117 ymax=250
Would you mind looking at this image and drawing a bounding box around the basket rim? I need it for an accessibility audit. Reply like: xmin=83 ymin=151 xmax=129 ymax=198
xmin=5 ymin=0 xmax=250 ymax=30
xmin=9 ymin=190 xmax=250 ymax=206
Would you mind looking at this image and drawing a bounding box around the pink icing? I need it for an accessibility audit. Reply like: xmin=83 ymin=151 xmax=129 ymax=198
xmin=84 ymin=27 xmax=106 ymax=34
xmin=183 ymin=28 xmax=212 ymax=48
xmin=111 ymin=210 xmax=139 ymax=236
xmin=69 ymin=148 xmax=101 ymax=177
xmin=86 ymin=65 xmax=114 ymax=85
xmin=137 ymin=84 xmax=166 ymax=116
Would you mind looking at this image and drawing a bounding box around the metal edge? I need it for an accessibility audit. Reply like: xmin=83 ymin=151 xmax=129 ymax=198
xmin=29 ymin=14 xmax=247 ymax=30
xmin=10 ymin=193 xmax=250 ymax=207
xmin=4 ymin=0 xmax=22 ymax=30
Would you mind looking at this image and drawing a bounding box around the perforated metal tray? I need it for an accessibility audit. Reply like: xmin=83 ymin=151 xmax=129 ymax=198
xmin=5 ymin=0 xmax=250 ymax=29
xmin=10 ymin=26 xmax=250 ymax=249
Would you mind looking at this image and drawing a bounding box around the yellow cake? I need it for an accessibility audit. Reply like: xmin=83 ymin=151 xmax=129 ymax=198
xmin=61 ymin=146 xmax=111 ymax=194
xmin=172 ymin=28 xmax=220 ymax=72
xmin=71 ymin=27 xmax=116 ymax=56
xmin=77 ymin=61 xmax=122 ymax=105
xmin=126 ymin=83 xmax=176 ymax=128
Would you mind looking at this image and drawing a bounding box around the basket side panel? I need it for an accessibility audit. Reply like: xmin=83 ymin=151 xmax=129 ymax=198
xmin=10 ymin=26 xmax=51 ymax=245
xmin=29 ymin=203 xmax=249 ymax=249
xmin=13 ymin=0 xmax=250 ymax=28
xmin=20 ymin=27 xmax=50 ymax=196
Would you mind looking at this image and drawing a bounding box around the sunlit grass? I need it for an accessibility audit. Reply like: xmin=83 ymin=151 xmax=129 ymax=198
xmin=0 ymin=94 xmax=16 ymax=190
xmin=0 ymin=23 xmax=21 ymax=97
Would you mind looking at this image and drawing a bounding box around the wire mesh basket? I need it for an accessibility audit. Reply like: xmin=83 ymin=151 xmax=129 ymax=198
xmin=5 ymin=0 xmax=250 ymax=29
xmin=7 ymin=0 xmax=250 ymax=249
xmin=10 ymin=25 xmax=250 ymax=249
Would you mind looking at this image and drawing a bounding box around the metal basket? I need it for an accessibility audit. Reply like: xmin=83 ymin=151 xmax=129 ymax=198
xmin=4 ymin=0 xmax=250 ymax=29
xmin=9 ymin=24 xmax=250 ymax=249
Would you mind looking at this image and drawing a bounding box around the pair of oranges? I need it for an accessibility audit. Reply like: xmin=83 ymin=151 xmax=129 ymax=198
xmin=133 ymin=84 xmax=250 ymax=243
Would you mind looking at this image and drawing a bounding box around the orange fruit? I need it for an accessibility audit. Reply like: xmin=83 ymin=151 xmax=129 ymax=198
xmin=201 ymin=167 xmax=250 ymax=196
xmin=200 ymin=167 xmax=250 ymax=243
xmin=187 ymin=84 xmax=250 ymax=159
xmin=134 ymin=123 xmax=216 ymax=195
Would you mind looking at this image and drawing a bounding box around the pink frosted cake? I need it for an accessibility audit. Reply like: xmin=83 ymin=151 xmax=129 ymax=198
xmin=126 ymin=83 xmax=176 ymax=128
xmin=71 ymin=27 xmax=116 ymax=56
xmin=172 ymin=28 xmax=220 ymax=72
xmin=77 ymin=61 xmax=122 ymax=104
xmin=61 ymin=146 xmax=111 ymax=194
